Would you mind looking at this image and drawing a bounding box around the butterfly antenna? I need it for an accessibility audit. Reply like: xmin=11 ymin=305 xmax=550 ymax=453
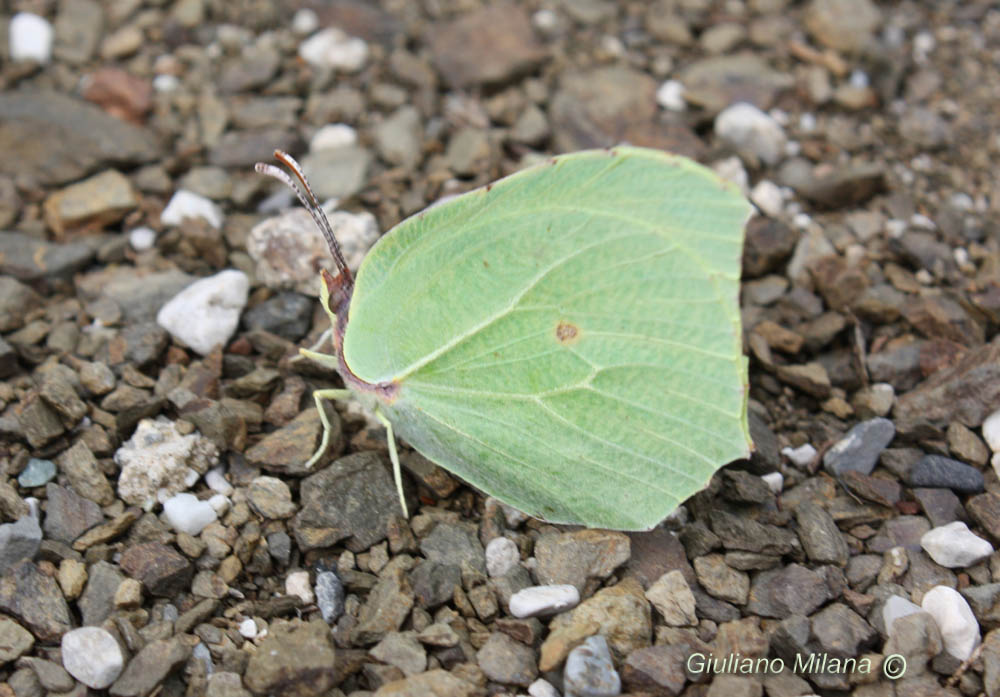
xmin=254 ymin=150 xmax=353 ymax=290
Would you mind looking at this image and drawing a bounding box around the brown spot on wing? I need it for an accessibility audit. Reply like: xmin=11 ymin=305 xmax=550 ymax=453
xmin=555 ymin=321 xmax=580 ymax=344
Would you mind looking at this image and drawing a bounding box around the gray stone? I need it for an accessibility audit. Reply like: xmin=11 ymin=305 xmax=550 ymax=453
xmin=795 ymin=502 xmax=849 ymax=565
xmin=300 ymin=145 xmax=371 ymax=201
xmin=0 ymin=516 xmax=41 ymax=569
xmin=57 ymin=440 xmax=114 ymax=506
xmin=43 ymin=483 xmax=104 ymax=546
xmin=370 ymin=632 xmax=426 ymax=676
xmin=823 ymin=418 xmax=896 ymax=476
xmin=907 ymin=454 xmax=985 ymax=494
xmin=375 ymin=106 xmax=423 ymax=168
xmin=352 ymin=567 xmax=414 ymax=645
xmin=477 ymin=631 xmax=538 ymax=687
xmin=429 ymin=3 xmax=548 ymax=88
xmin=241 ymin=292 xmax=314 ymax=341
xmin=248 ymin=476 xmax=296 ymax=519
xmin=811 ymin=603 xmax=876 ymax=656
xmin=420 ymin=522 xmax=486 ymax=576
xmin=243 ymin=619 xmax=336 ymax=696
xmin=534 ymin=529 xmax=630 ymax=593
xmin=78 ymin=560 xmax=124 ymax=626
xmin=0 ymin=277 xmax=42 ymax=332
xmin=804 ymin=0 xmax=881 ymax=53
xmin=746 ymin=564 xmax=830 ymax=619
xmin=0 ymin=560 xmax=73 ymax=641
xmin=0 ymin=233 xmax=95 ymax=283
xmin=622 ymin=644 xmax=687 ymax=696
xmin=109 ymin=637 xmax=191 ymax=697
xmin=295 ymin=452 xmax=403 ymax=553
xmin=19 ymin=656 xmax=74 ymax=692
xmin=694 ymin=554 xmax=749 ymax=605
xmin=709 ymin=510 xmax=798 ymax=556
xmin=0 ymin=92 xmax=159 ymax=186
xmin=0 ymin=614 xmax=34 ymax=664
xmin=410 ymin=561 xmax=461 ymax=609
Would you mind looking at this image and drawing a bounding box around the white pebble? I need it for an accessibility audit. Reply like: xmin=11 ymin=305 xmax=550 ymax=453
xmin=161 ymin=189 xmax=224 ymax=229
xmin=781 ymin=444 xmax=817 ymax=468
xmin=885 ymin=219 xmax=907 ymax=238
xmin=116 ymin=418 xmax=218 ymax=509
xmin=982 ymin=409 xmax=1000 ymax=454
xmin=715 ymin=102 xmax=787 ymax=166
xmin=162 ymin=492 xmax=217 ymax=535
xmin=920 ymin=521 xmax=994 ymax=568
xmin=532 ymin=9 xmax=559 ymax=32
xmin=509 ymin=584 xmax=580 ymax=618
xmin=61 ymin=627 xmax=124 ymax=689
xmin=761 ymin=472 xmax=784 ymax=494
xmin=310 ymin=124 xmax=358 ymax=151
xmin=799 ymin=112 xmax=817 ymax=132
xmin=750 ymin=179 xmax=784 ymax=217
xmin=485 ymin=537 xmax=520 ymax=578
xmin=656 ymin=80 xmax=686 ymax=111
xmin=208 ymin=494 xmax=231 ymax=516
xmin=793 ymin=213 xmax=812 ymax=230
xmin=910 ymin=213 xmax=936 ymax=230
xmin=921 ymin=586 xmax=980 ymax=660
xmin=129 ymin=226 xmax=157 ymax=251
xmin=152 ymin=74 xmax=180 ymax=92
xmin=528 ymin=678 xmax=561 ymax=697
xmin=849 ymin=69 xmax=869 ymax=88
xmin=286 ymin=570 xmax=315 ymax=604
xmin=882 ymin=595 xmax=923 ymax=636
xmin=291 ymin=8 xmax=319 ymax=35
xmin=205 ymin=467 xmax=234 ymax=496
xmin=238 ymin=618 xmax=258 ymax=639
xmin=299 ymin=27 xmax=368 ymax=72
xmin=712 ymin=156 xmax=748 ymax=193
xmin=156 ymin=269 xmax=249 ymax=356
xmin=10 ymin=13 xmax=53 ymax=63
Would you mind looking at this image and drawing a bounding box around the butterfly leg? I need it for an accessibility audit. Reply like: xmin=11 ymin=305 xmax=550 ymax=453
xmin=303 ymin=388 xmax=352 ymax=469
xmin=374 ymin=406 xmax=409 ymax=519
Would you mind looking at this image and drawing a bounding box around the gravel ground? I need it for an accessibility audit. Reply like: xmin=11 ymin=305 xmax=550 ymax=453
xmin=1 ymin=1 xmax=1000 ymax=696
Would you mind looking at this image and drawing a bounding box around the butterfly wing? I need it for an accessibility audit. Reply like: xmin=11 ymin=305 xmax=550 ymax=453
xmin=344 ymin=147 xmax=752 ymax=530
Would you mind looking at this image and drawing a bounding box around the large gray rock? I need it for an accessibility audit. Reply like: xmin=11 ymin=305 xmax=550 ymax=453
xmin=0 ymin=92 xmax=159 ymax=185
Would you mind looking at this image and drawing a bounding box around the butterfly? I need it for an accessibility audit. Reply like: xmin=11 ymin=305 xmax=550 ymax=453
xmin=256 ymin=147 xmax=751 ymax=530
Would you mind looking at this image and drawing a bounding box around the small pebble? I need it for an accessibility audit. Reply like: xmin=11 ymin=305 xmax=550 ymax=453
xmin=61 ymin=627 xmax=124 ymax=689
xmin=156 ymin=269 xmax=249 ymax=356
xmin=299 ymin=28 xmax=368 ymax=72
xmin=715 ymin=102 xmax=787 ymax=165
xmin=17 ymin=458 xmax=56 ymax=488
xmin=563 ymin=635 xmax=621 ymax=697
xmin=286 ymin=570 xmax=314 ymax=605
xmin=983 ymin=408 xmax=1000 ymax=454
xmin=129 ymin=227 xmax=156 ymax=251
xmin=291 ymin=8 xmax=319 ymax=35
xmin=485 ymin=536 xmax=520 ymax=578
xmin=310 ymin=124 xmax=358 ymax=151
xmin=162 ymin=492 xmax=217 ymax=536
xmin=160 ymin=189 xmax=224 ymax=229
xmin=315 ymin=570 xmax=345 ymax=624
xmin=921 ymin=585 xmax=980 ymax=660
xmin=920 ymin=521 xmax=993 ymax=568
xmin=528 ymin=678 xmax=561 ymax=697
xmin=509 ymin=584 xmax=580 ymax=618
xmin=750 ymin=179 xmax=784 ymax=217
xmin=823 ymin=418 xmax=895 ymax=476
xmin=761 ymin=471 xmax=784 ymax=494
xmin=205 ymin=467 xmax=233 ymax=496
xmin=239 ymin=618 xmax=258 ymax=639
xmin=782 ymin=444 xmax=817 ymax=467
xmin=10 ymin=13 xmax=53 ymax=63
xmin=656 ymin=80 xmax=686 ymax=111
xmin=208 ymin=494 xmax=230 ymax=515
xmin=153 ymin=74 xmax=180 ymax=92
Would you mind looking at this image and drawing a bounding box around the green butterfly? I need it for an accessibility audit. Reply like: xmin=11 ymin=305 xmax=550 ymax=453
xmin=256 ymin=147 xmax=752 ymax=530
